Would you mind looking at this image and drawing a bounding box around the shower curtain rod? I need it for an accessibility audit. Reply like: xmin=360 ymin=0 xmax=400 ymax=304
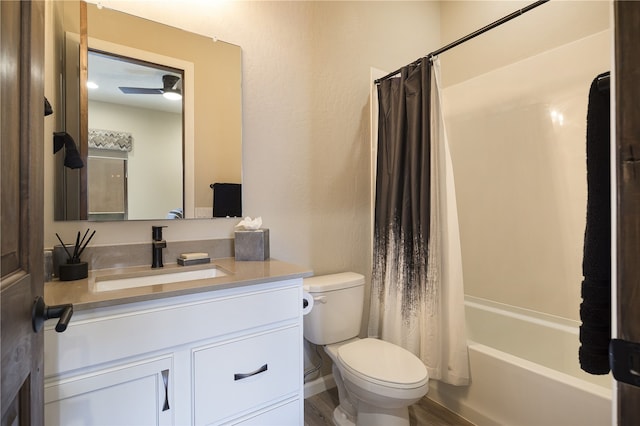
xmin=374 ymin=0 xmax=550 ymax=85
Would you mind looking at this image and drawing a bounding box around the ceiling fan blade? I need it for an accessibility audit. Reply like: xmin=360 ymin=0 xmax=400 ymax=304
xmin=118 ymin=87 xmax=164 ymax=95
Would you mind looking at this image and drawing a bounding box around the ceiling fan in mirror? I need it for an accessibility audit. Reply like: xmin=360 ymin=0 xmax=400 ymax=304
xmin=118 ymin=74 xmax=182 ymax=100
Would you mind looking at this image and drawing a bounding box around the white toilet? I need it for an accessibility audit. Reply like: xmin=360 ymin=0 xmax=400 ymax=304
xmin=303 ymin=272 xmax=429 ymax=426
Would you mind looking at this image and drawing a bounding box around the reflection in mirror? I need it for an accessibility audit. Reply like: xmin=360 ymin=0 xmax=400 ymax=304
xmin=87 ymin=51 xmax=183 ymax=220
xmin=52 ymin=1 xmax=243 ymax=221
xmin=52 ymin=1 xmax=82 ymax=221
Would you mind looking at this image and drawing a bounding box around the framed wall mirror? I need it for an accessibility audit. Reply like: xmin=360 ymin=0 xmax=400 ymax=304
xmin=53 ymin=1 xmax=242 ymax=221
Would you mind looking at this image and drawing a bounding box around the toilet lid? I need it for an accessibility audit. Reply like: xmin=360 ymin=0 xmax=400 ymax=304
xmin=337 ymin=338 xmax=428 ymax=388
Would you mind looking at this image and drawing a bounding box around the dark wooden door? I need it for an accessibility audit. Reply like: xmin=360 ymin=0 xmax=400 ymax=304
xmin=614 ymin=1 xmax=640 ymax=424
xmin=1 ymin=1 xmax=45 ymax=425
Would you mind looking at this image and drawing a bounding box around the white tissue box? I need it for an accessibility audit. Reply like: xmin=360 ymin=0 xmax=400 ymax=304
xmin=234 ymin=229 xmax=270 ymax=261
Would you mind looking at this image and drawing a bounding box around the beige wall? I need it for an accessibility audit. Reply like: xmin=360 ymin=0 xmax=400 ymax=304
xmin=439 ymin=1 xmax=611 ymax=320
xmin=44 ymin=1 xmax=440 ymax=280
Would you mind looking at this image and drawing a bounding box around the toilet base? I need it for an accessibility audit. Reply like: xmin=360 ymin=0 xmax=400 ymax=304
xmin=355 ymin=400 xmax=410 ymax=426
xmin=332 ymin=399 xmax=411 ymax=426
xmin=333 ymin=406 xmax=355 ymax=426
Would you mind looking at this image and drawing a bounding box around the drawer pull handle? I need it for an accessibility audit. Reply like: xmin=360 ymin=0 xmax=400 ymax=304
xmin=161 ymin=369 xmax=170 ymax=411
xmin=234 ymin=364 xmax=268 ymax=381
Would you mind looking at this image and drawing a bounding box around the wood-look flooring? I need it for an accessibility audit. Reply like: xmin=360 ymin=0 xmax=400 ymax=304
xmin=304 ymin=387 xmax=475 ymax=426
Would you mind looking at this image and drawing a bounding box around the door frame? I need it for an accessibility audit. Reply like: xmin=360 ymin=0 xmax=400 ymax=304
xmin=614 ymin=1 xmax=640 ymax=424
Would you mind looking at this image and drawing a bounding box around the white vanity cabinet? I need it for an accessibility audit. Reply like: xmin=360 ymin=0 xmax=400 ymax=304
xmin=44 ymin=278 xmax=304 ymax=426
xmin=44 ymin=355 xmax=173 ymax=426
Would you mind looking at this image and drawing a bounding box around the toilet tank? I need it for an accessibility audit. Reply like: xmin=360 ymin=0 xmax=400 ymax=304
xmin=303 ymin=272 xmax=365 ymax=345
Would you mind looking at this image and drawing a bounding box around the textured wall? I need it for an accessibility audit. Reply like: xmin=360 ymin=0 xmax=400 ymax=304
xmin=44 ymin=1 xmax=440 ymax=281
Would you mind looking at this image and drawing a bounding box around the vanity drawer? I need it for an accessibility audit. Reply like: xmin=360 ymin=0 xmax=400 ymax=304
xmin=225 ymin=398 xmax=300 ymax=425
xmin=45 ymin=281 xmax=301 ymax=377
xmin=193 ymin=325 xmax=301 ymax=425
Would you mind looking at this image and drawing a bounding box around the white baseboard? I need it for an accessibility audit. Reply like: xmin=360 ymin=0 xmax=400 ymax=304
xmin=304 ymin=374 xmax=336 ymax=399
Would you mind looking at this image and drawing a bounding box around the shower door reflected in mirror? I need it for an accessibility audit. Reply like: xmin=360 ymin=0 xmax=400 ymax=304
xmin=87 ymin=51 xmax=184 ymax=220
xmin=88 ymin=155 xmax=127 ymax=220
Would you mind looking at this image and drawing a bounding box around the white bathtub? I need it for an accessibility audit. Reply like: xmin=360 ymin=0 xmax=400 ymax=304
xmin=428 ymin=296 xmax=612 ymax=426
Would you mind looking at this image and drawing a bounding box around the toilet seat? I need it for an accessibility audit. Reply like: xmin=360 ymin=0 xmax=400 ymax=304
xmin=337 ymin=338 xmax=428 ymax=390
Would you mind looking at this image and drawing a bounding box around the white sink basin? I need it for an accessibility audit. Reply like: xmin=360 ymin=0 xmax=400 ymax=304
xmin=94 ymin=267 xmax=227 ymax=292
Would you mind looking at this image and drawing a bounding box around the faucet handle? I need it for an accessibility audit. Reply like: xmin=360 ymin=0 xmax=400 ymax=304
xmin=152 ymin=225 xmax=167 ymax=241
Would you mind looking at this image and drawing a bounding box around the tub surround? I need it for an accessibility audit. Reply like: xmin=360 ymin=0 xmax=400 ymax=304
xmin=426 ymin=297 xmax=612 ymax=426
xmin=45 ymin=256 xmax=312 ymax=310
xmin=429 ymin=344 xmax=611 ymax=426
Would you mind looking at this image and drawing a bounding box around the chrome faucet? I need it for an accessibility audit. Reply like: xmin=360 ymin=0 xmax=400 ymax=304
xmin=151 ymin=226 xmax=167 ymax=268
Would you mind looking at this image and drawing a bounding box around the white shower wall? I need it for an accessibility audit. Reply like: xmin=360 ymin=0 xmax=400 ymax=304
xmin=443 ymin=29 xmax=611 ymax=321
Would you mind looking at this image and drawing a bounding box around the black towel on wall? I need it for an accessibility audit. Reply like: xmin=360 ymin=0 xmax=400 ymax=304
xmin=53 ymin=131 xmax=84 ymax=169
xmin=579 ymin=72 xmax=611 ymax=375
xmin=211 ymin=183 xmax=242 ymax=218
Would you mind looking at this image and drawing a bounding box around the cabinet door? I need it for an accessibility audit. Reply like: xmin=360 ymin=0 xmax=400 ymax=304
xmin=44 ymin=356 xmax=173 ymax=426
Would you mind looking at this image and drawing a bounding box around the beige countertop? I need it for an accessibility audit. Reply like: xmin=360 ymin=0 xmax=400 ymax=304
xmin=45 ymin=258 xmax=313 ymax=311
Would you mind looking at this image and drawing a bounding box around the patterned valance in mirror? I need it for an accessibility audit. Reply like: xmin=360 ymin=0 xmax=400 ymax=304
xmin=88 ymin=128 xmax=133 ymax=152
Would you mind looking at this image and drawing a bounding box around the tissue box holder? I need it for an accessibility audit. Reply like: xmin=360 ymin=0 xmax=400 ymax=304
xmin=235 ymin=229 xmax=270 ymax=261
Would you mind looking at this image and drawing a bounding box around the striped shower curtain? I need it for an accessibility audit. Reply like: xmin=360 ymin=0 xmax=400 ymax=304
xmin=369 ymin=57 xmax=469 ymax=386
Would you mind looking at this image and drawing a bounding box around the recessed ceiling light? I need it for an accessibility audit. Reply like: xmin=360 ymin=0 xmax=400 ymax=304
xmin=87 ymin=81 xmax=99 ymax=89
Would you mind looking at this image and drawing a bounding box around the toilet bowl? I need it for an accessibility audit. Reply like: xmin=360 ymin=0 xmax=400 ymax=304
xmin=303 ymin=273 xmax=429 ymax=426
xmin=326 ymin=338 xmax=429 ymax=426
